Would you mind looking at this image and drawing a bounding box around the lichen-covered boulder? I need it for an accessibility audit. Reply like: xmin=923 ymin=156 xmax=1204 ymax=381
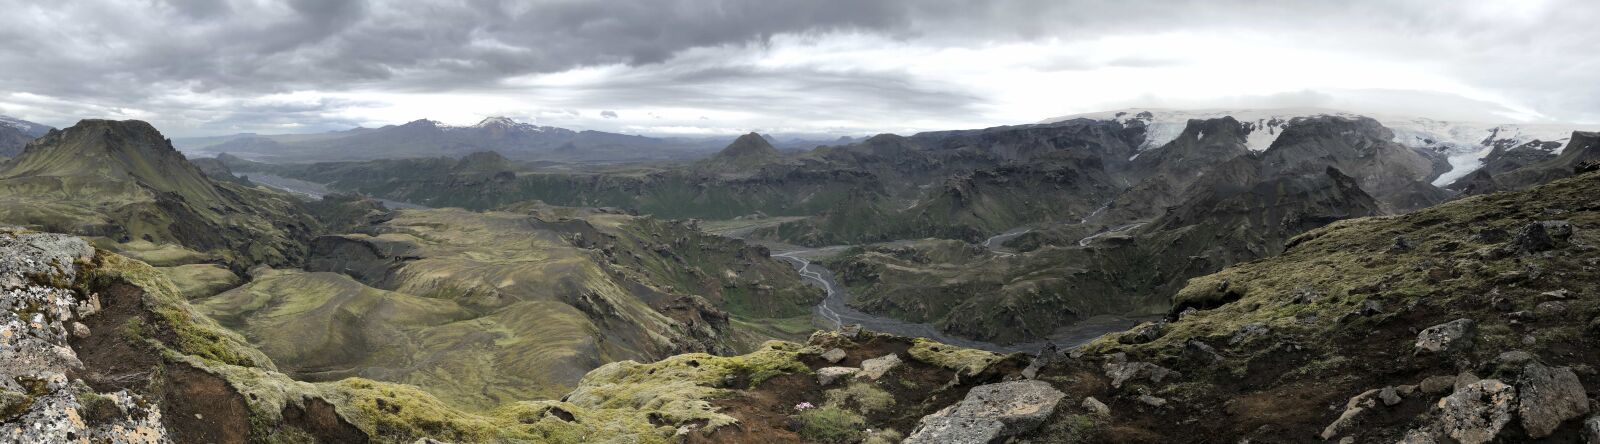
xmin=1415 ymin=318 xmax=1475 ymax=354
xmin=857 ymin=353 xmax=901 ymax=380
xmin=904 ymin=380 xmax=1066 ymax=444
xmin=1434 ymin=379 xmax=1516 ymax=444
xmin=1516 ymin=362 xmax=1590 ymax=438
xmin=1103 ymin=360 xmax=1179 ymax=389
xmin=817 ymin=367 xmax=859 ymax=386
xmin=820 ymin=348 xmax=847 ymax=363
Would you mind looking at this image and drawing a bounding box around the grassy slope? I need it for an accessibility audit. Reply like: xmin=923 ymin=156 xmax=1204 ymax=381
xmin=1019 ymin=171 xmax=1600 ymax=442
xmin=194 ymin=207 xmax=821 ymax=410
xmin=57 ymin=230 xmax=824 ymax=443
xmin=0 ymin=120 xmax=318 ymax=268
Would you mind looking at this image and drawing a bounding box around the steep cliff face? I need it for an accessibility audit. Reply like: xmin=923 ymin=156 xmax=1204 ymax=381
xmin=0 ymin=120 xmax=319 ymax=268
xmin=1254 ymin=116 xmax=1448 ymax=212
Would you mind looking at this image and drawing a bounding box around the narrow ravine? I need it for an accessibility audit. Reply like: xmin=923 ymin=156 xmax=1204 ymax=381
xmin=247 ymin=173 xmax=429 ymax=209
xmin=773 ymin=247 xmax=1150 ymax=354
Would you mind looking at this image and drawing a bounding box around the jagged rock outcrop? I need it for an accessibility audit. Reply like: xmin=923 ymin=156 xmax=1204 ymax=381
xmin=0 ymin=229 xmax=167 ymax=442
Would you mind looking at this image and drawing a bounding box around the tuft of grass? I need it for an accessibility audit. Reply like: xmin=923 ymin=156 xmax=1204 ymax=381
xmin=825 ymin=382 xmax=896 ymax=414
xmin=793 ymin=405 xmax=867 ymax=444
xmin=862 ymin=428 xmax=903 ymax=444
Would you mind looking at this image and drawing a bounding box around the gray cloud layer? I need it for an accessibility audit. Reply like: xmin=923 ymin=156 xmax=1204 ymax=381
xmin=1 ymin=0 xmax=1596 ymax=136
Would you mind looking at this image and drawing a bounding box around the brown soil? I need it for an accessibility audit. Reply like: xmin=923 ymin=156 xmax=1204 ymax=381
xmin=67 ymin=275 xmax=372 ymax=443
xmin=157 ymin=361 xmax=253 ymax=444
xmin=282 ymin=396 xmax=370 ymax=443
xmin=67 ymin=281 xmax=161 ymax=392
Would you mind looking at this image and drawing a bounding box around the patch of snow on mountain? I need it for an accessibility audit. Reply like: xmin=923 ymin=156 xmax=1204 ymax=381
xmin=1046 ymin=108 xmax=1360 ymax=151
xmin=1043 ymin=108 xmax=1596 ymax=186
xmin=0 ymin=116 xmax=52 ymax=136
xmin=1380 ymin=117 xmax=1588 ymax=186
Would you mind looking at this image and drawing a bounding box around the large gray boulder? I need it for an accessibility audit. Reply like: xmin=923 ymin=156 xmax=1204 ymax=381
xmin=816 ymin=367 xmax=858 ymax=386
xmin=1415 ymin=318 xmax=1476 ymax=354
xmin=904 ymin=380 xmax=1066 ymax=444
xmin=857 ymin=353 xmax=901 ymax=380
xmin=1104 ymin=360 xmax=1180 ymax=388
xmin=1435 ymin=379 xmax=1516 ymax=444
xmin=1517 ymin=362 xmax=1590 ymax=438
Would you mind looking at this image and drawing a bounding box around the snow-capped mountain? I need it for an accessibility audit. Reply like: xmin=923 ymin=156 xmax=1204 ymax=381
xmin=1042 ymin=108 xmax=1597 ymax=186
xmin=0 ymin=115 xmax=52 ymax=137
xmin=0 ymin=115 xmax=54 ymax=157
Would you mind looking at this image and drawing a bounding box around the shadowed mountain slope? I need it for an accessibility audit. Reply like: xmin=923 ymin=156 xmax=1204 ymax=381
xmin=0 ymin=119 xmax=318 ymax=267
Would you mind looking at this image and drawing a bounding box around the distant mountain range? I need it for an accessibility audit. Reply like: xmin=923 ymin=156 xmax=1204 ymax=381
xmin=1044 ymin=108 xmax=1597 ymax=186
xmin=0 ymin=115 xmax=53 ymax=157
xmin=174 ymin=116 xmax=864 ymax=163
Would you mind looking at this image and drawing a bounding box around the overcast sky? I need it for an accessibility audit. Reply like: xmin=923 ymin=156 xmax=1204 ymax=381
xmin=1 ymin=0 xmax=1596 ymax=137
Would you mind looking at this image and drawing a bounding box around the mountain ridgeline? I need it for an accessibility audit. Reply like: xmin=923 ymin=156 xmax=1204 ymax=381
xmin=2 ymin=109 xmax=1600 ymax=443
xmin=0 ymin=115 xmax=53 ymax=157
xmin=0 ymin=119 xmax=317 ymax=268
xmin=0 ymin=118 xmax=825 ymax=420
xmin=210 ymin=112 xmax=1573 ymax=344
xmin=179 ymin=116 xmax=724 ymax=163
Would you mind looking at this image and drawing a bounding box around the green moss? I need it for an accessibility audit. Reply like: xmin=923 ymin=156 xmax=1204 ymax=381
xmin=158 ymin=263 xmax=241 ymax=299
xmin=0 ymin=389 xmax=31 ymax=422
xmin=566 ymin=341 xmax=809 ymax=431
xmin=908 ymin=338 xmax=1006 ymax=376
xmin=87 ymin=253 xmax=275 ymax=369
xmin=862 ymin=428 xmax=903 ymax=444
xmin=794 ymin=405 xmax=867 ymax=444
xmin=825 ymin=381 xmax=895 ymax=414
xmin=73 ymin=385 xmax=123 ymax=425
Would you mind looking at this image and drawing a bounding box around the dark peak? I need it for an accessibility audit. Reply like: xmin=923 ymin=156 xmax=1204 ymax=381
xmin=400 ymin=119 xmax=441 ymax=128
xmin=476 ymin=116 xmax=519 ymax=127
xmin=716 ymin=132 xmax=780 ymax=160
xmin=1178 ymin=117 xmax=1247 ymax=143
xmin=34 ymin=119 xmax=173 ymax=154
xmin=2 ymin=119 xmax=220 ymax=198
xmin=864 ymin=133 xmax=909 ymax=145
xmin=1266 ymin=115 xmax=1393 ymax=152
xmin=454 ymin=151 xmax=512 ymax=172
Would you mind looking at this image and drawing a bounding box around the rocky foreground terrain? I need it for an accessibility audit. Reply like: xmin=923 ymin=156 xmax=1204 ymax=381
xmin=5 ymin=156 xmax=1600 ymax=442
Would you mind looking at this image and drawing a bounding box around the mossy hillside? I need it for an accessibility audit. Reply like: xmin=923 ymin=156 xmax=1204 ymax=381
xmin=567 ymin=341 xmax=809 ymax=426
xmin=243 ymin=207 xmax=819 ymax=406
xmin=230 ymin=154 xmax=885 ymax=220
xmin=90 ymin=238 xmax=214 ymax=267
xmin=196 ymin=268 xmax=644 ymax=410
xmin=159 ymin=263 xmax=241 ymax=299
xmin=826 ymin=167 xmax=1375 ymax=344
xmin=85 ymin=252 xmax=275 ymax=369
xmin=827 ymin=239 xmax=1170 ymax=343
xmin=84 ymin=241 xmax=816 ymax=443
xmin=0 ymin=120 xmax=322 ymax=268
xmin=1094 ymin=173 xmax=1600 ymax=357
xmin=602 ymin=215 xmax=822 ymax=320
xmin=1046 ymin=171 xmax=1600 ymax=441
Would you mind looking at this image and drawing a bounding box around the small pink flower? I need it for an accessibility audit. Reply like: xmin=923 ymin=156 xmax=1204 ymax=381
xmin=794 ymin=402 xmax=815 ymax=411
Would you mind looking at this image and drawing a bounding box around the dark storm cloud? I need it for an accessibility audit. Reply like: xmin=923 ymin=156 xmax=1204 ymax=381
xmin=1 ymin=0 xmax=1598 ymax=135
